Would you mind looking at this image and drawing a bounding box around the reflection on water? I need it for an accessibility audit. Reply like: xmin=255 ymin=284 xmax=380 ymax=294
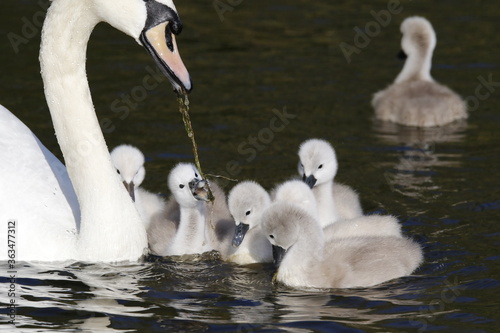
xmin=373 ymin=120 xmax=468 ymax=201
xmin=0 ymin=0 xmax=499 ymax=331
xmin=0 ymin=262 xmax=153 ymax=331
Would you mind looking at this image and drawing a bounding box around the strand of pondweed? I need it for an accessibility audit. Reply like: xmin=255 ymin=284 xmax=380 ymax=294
xmin=177 ymin=91 xmax=214 ymax=201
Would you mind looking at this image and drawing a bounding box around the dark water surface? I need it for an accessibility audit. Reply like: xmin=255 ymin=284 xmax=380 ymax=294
xmin=1 ymin=0 xmax=499 ymax=332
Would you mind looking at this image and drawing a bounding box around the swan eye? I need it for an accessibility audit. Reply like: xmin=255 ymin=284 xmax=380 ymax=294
xmin=195 ymin=173 xmax=199 ymax=178
xmin=179 ymin=184 xmax=185 ymax=189
xmin=318 ymin=164 xmax=323 ymax=169
xmin=116 ymin=169 xmax=121 ymax=175
xmin=245 ymin=210 xmax=251 ymax=216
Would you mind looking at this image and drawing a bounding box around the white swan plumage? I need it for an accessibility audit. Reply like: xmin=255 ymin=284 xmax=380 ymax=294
xmin=110 ymin=144 xmax=165 ymax=230
xmin=0 ymin=0 xmax=191 ymax=262
xmin=262 ymin=202 xmax=423 ymax=289
xmin=273 ymin=179 xmax=402 ymax=239
xmin=227 ymin=181 xmax=273 ymax=265
xmin=273 ymin=179 xmax=319 ymax=220
xmin=298 ymin=139 xmax=363 ymax=227
xmin=372 ymin=16 xmax=467 ymax=127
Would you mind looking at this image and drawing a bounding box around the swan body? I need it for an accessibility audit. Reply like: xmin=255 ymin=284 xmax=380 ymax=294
xmin=298 ymin=139 xmax=363 ymax=227
xmin=203 ymin=181 xmax=236 ymax=259
xmin=372 ymin=16 xmax=467 ymax=127
xmin=261 ymin=203 xmax=423 ymax=289
xmin=0 ymin=0 xmax=191 ymax=262
xmin=147 ymin=177 xmax=234 ymax=257
xmin=324 ymin=214 xmax=402 ymax=239
xmin=273 ymin=179 xmax=402 ymax=239
xmin=227 ymin=181 xmax=273 ymax=265
xmin=110 ymin=144 xmax=165 ymax=229
xmin=0 ymin=105 xmax=80 ymax=261
xmin=273 ymin=180 xmax=319 ymax=220
xmin=159 ymin=163 xmax=214 ymax=256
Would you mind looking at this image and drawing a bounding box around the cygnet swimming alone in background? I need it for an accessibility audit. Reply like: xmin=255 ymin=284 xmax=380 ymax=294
xmin=227 ymin=181 xmax=273 ymax=265
xmin=298 ymin=139 xmax=363 ymax=227
xmin=372 ymin=16 xmax=467 ymax=127
xmin=110 ymin=144 xmax=165 ymax=229
xmin=261 ymin=202 xmax=423 ymax=290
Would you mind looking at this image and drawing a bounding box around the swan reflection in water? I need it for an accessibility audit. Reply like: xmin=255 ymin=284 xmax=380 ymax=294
xmin=0 ymin=262 xmax=152 ymax=331
xmin=373 ymin=120 xmax=467 ymax=201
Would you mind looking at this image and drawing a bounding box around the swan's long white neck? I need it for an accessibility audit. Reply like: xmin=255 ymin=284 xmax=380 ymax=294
xmin=171 ymin=203 xmax=208 ymax=254
xmin=395 ymin=47 xmax=433 ymax=83
xmin=40 ymin=0 xmax=147 ymax=261
xmin=312 ymin=180 xmax=339 ymax=227
xmin=278 ymin=220 xmax=325 ymax=285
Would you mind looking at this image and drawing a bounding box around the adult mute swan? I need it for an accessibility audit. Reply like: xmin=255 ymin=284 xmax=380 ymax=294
xmin=372 ymin=16 xmax=467 ymax=127
xmin=261 ymin=203 xmax=423 ymax=289
xmin=298 ymin=139 xmax=363 ymax=227
xmin=0 ymin=0 xmax=191 ymax=262
xmin=110 ymin=144 xmax=165 ymax=230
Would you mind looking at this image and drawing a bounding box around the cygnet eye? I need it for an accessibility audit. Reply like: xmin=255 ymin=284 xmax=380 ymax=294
xmin=269 ymin=235 xmax=274 ymax=239
xmin=179 ymin=184 xmax=185 ymax=189
xmin=245 ymin=210 xmax=251 ymax=216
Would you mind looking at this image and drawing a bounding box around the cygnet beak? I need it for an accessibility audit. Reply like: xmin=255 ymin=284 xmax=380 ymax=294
xmin=397 ymin=49 xmax=408 ymax=60
xmin=303 ymin=175 xmax=317 ymax=189
xmin=232 ymin=223 xmax=250 ymax=247
xmin=189 ymin=179 xmax=210 ymax=202
xmin=272 ymin=245 xmax=287 ymax=267
xmin=123 ymin=181 xmax=136 ymax=202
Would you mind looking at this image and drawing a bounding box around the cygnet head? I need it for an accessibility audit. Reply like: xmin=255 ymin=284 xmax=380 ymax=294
xmin=228 ymin=181 xmax=271 ymax=247
xmin=274 ymin=180 xmax=318 ymax=218
xmin=400 ymin=16 xmax=436 ymax=59
xmin=168 ymin=163 xmax=209 ymax=208
xmin=261 ymin=202 xmax=310 ymax=267
xmin=297 ymin=139 xmax=338 ymax=189
xmin=110 ymin=144 xmax=146 ymax=201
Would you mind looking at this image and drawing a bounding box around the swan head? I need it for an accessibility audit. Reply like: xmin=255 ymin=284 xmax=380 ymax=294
xmin=274 ymin=180 xmax=318 ymax=217
xmin=110 ymin=144 xmax=146 ymax=202
xmin=228 ymin=181 xmax=271 ymax=247
xmin=399 ymin=16 xmax=436 ymax=71
xmin=297 ymin=139 xmax=338 ymax=189
xmin=168 ymin=163 xmax=208 ymax=208
xmin=93 ymin=0 xmax=192 ymax=93
xmin=261 ymin=202 xmax=305 ymax=267
xmin=399 ymin=16 xmax=436 ymax=64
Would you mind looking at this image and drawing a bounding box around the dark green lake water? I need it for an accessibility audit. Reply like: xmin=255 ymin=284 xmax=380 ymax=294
xmin=0 ymin=0 xmax=499 ymax=332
